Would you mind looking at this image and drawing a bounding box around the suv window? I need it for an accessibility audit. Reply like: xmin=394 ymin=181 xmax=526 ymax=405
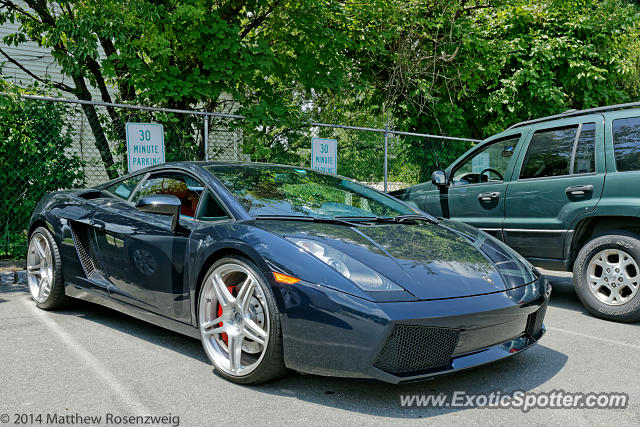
xmin=612 ymin=116 xmax=640 ymax=172
xmin=105 ymin=175 xmax=143 ymax=200
xmin=132 ymin=172 xmax=204 ymax=218
xmin=573 ymin=123 xmax=596 ymax=174
xmin=451 ymin=136 xmax=519 ymax=186
xmin=520 ymin=123 xmax=596 ymax=179
xmin=520 ymin=126 xmax=577 ymax=179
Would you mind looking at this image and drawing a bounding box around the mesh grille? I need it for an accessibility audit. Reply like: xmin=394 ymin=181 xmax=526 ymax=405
xmin=526 ymin=304 xmax=547 ymax=338
xmin=70 ymin=224 xmax=103 ymax=279
xmin=374 ymin=325 xmax=461 ymax=375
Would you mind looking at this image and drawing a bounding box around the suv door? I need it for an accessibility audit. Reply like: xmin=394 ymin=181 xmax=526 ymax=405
xmin=503 ymin=114 xmax=605 ymax=263
xmin=599 ymin=111 xmax=640 ymax=215
xmin=434 ymin=131 xmax=524 ymax=237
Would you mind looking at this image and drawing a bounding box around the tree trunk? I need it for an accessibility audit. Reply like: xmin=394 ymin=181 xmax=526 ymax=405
xmin=72 ymin=76 xmax=117 ymax=179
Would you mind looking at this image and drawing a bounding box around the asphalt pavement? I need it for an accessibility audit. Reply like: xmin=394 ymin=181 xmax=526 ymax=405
xmin=0 ymin=271 xmax=639 ymax=426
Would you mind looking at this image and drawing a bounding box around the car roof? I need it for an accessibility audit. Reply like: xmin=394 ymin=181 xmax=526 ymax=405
xmin=507 ymin=101 xmax=640 ymax=130
xmin=116 ymin=160 xmax=321 ymax=174
xmin=98 ymin=161 xmax=351 ymax=188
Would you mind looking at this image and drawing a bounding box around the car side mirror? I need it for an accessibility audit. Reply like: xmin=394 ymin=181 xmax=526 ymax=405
xmin=135 ymin=194 xmax=181 ymax=231
xmin=431 ymin=170 xmax=447 ymax=187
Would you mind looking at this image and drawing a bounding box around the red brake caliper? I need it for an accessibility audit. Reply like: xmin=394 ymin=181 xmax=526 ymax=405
xmin=218 ymin=285 xmax=236 ymax=345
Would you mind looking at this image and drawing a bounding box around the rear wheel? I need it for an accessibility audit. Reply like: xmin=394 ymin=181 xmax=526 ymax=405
xmin=26 ymin=227 xmax=67 ymax=310
xmin=198 ymin=257 xmax=287 ymax=384
xmin=573 ymin=233 xmax=640 ymax=322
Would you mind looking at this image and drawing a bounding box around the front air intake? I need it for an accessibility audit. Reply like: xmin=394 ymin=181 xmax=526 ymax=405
xmin=526 ymin=303 xmax=547 ymax=339
xmin=374 ymin=325 xmax=461 ymax=375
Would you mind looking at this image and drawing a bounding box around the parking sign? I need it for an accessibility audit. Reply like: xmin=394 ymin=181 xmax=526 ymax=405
xmin=126 ymin=123 xmax=165 ymax=173
xmin=311 ymin=138 xmax=337 ymax=174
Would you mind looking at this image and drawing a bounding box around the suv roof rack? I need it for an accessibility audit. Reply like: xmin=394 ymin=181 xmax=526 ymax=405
xmin=507 ymin=101 xmax=640 ymax=130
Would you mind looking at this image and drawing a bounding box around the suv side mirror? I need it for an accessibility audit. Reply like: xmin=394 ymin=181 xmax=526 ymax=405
xmin=135 ymin=194 xmax=181 ymax=231
xmin=431 ymin=170 xmax=447 ymax=187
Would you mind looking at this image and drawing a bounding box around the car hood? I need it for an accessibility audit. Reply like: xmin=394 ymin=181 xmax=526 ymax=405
xmin=254 ymin=220 xmax=537 ymax=300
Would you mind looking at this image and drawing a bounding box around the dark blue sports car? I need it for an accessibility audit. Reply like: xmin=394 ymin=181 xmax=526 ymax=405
xmin=27 ymin=162 xmax=550 ymax=384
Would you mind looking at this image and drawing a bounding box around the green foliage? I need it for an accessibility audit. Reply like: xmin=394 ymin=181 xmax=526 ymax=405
xmin=460 ymin=0 xmax=640 ymax=136
xmin=350 ymin=0 xmax=640 ymax=180
xmin=1 ymin=0 xmax=640 ymax=186
xmin=0 ymin=84 xmax=84 ymax=258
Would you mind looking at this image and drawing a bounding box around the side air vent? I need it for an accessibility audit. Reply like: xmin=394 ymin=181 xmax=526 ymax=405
xmin=76 ymin=190 xmax=108 ymax=200
xmin=70 ymin=224 xmax=105 ymax=280
xmin=374 ymin=325 xmax=461 ymax=375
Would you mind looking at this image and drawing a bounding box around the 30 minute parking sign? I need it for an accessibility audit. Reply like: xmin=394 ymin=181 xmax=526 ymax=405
xmin=126 ymin=123 xmax=165 ymax=173
xmin=311 ymin=137 xmax=337 ymax=174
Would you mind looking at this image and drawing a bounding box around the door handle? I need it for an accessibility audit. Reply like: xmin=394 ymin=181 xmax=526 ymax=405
xmin=478 ymin=192 xmax=500 ymax=202
xmin=565 ymin=185 xmax=594 ymax=196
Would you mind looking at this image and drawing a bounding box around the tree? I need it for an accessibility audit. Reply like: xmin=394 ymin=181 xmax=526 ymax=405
xmin=344 ymin=0 xmax=640 ymax=180
xmin=0 ymin=82 xmax=84 ymax=257
xmin=0 ymin=0 xmax=360 ymax=176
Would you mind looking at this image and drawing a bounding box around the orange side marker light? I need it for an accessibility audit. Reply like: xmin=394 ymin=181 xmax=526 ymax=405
xmin=273 ymin=272 xmax=301 ymax=284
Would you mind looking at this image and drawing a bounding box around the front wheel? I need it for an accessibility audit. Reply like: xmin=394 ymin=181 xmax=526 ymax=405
xmin=573 ymin=234 xmax=640 ymax=322
xmin=198 ymin=257 xmax=287 ymax=384
xmin=26 ymin=227 xmax=67 ymax=310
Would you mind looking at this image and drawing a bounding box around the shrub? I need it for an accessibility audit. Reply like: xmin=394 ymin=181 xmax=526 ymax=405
xmin=0 ymin=88 xmax=84 ymax=258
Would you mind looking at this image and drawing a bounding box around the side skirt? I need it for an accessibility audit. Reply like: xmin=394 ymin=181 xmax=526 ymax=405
xmin=65 ymin=283 xmax=201 ymax=340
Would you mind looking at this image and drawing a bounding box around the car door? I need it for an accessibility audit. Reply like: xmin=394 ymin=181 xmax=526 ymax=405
xmin=503 ymin=115 xmax=605 ymax=262
xmin=599 ymin=111 xmax=640 ymax=216
xmin=436 ymin=131 xmax=524 ymax=238
xmin=90 ymin=171 xmax=205 ymax=323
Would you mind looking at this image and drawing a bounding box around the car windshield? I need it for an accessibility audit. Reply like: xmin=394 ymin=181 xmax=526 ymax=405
xmin=206 ymin=165 xmax=415 ymax=218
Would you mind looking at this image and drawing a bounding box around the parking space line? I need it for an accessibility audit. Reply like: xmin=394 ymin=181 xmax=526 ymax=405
xmin=21 ymin=298 xmax=150 ymax=415
xmin=547 ymin=326 xmax=640 ymax=351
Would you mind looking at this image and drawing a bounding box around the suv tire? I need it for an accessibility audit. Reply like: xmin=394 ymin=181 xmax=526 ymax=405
xmin=573 ymin=233 xmax=640 ymax=322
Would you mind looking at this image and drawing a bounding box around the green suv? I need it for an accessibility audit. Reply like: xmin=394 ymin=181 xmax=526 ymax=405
xmin=392 ymin=104 xmax=640 ymax=322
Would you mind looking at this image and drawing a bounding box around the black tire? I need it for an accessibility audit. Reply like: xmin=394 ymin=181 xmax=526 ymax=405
xmin=27 ymin=226 xmax=68 ymax=310
xmin=197 ymin=256 xmax=288 ymax=384
xmin=573 ymin=233 xmax=640 ymax=322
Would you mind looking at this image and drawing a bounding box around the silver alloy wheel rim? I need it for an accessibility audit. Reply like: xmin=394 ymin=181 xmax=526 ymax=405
xmin=26 ymin=232 xmax=54 ymax=303
xmin=587 ymin=248 xmax=639 ymax=306
xmin=199 ymin=263 xmax=269 ymax=376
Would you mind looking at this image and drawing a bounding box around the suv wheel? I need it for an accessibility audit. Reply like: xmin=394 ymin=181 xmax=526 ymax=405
xmin=573 ymin=233 xmax=640 ymax=322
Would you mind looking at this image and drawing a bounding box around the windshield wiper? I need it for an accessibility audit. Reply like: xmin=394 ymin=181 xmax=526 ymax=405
xmin=390 ymin=214 xmax=439 ymax=224
xmin=336 ymin=214 xmax=438 ymax=225
xmin=254 ymin=215 xmax=360 ymax=226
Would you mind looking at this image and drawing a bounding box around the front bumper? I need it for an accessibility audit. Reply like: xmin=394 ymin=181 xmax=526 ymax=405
xmin=278 ymin=276 xmax=549 ymax=383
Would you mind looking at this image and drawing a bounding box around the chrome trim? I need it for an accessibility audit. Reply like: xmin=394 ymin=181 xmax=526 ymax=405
xmin=503 ymin=228 xmax=568 ymax=234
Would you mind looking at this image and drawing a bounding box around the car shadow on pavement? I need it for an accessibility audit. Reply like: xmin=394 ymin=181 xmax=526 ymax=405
xmin=248 ymin=343 xmax=567 ymax=419
xmin=13 ymin=286 xmax=568 ymax=419
xmin=0 ymin=283 xmax=28 ymax=304
xmin=542 ymin=272 xmax=591 ymax=315
xmin=51 ymin=297 xmax=212 ymax=364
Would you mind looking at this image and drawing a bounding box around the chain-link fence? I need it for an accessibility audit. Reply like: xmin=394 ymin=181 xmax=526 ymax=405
xmin=0 ymin=94 xmax=479 ymax=257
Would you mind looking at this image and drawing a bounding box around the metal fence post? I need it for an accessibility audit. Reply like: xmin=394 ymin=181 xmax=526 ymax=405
xmin=384 ymin=124 xmax=388 ymax=192
xmin=203 ymin=112 xmax=209 ymax=161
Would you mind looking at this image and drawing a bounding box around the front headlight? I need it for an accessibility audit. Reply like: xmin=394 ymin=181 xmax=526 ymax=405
xmin=289 ymin=238 xmax=403 ymax=292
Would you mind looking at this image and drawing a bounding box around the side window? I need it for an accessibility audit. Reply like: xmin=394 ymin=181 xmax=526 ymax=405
xmin=520 ymin=126 xmax=577 ymax=179
xmin=520 ymin=123 xmax=596 ymax=179
xmin=451 ymin=136 xmax=519 ymax=186
xmin=573 ymin=123 xmax=596 ymax=174
xmin=132 ymin=173 xmax=204 ymax=218
xmin=199 ymin=192 xmax=230 ymax=221
xmin=613 ymin=117 xmax=640 ymax=172
xmin=105 ymin=175 xmax=143 ymax=199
